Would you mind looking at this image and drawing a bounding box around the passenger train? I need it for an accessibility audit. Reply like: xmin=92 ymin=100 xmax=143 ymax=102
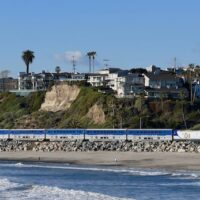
xmin=0 ymin=129 xmax=199 ymax=141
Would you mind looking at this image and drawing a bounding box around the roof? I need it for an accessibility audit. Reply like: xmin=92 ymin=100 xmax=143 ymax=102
xmin=144 ymin=71 xmax=178 ymax=81
xmin=87 ymin=73 xmax=108 ymax=77
xmin=99 ymin=67 xmax=122 ymax=73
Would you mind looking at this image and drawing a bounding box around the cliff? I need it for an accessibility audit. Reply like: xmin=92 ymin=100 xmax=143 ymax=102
xmin=40 ymin=84 xmax=80 ymax=112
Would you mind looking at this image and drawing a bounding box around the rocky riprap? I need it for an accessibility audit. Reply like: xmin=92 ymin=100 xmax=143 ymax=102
xmin=0 ymin=140 xmax=200 ymax=153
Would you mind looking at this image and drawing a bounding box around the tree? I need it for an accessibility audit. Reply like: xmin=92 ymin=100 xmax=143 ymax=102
xmin=55 ymin=66 xmax=61 ymax=74
xmin=134 ymin=95 xmax=145 ymax=129
xmin=178 ymin=91 xmax=187 ymax=129
xmin=22 ymin=50 xmax=35 ymax=74
xmin=91 ymin=51 xmax=96 ymax=73
xmin=87 ymin=51 xmax=96 ymax=73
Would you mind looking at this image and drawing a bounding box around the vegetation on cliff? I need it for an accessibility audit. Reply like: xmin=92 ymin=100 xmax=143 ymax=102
xmin=0 ymin=83 xmax=200 ymax=129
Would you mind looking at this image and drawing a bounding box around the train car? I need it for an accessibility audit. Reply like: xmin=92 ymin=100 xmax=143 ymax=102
xmin=85 ymin=129 xmax=127 ymax=140
xmin=0 ymin=129 xmax=10 ymax=140
xmin=9 ymin=129 xmax=45 ymax=141
xmin=45 ymin=129 xmax=85 ymax=141
xmin=126 ymin=129 xmax=173 ymax=141
xmin=173 ymin=130 xmax=200 ymax=140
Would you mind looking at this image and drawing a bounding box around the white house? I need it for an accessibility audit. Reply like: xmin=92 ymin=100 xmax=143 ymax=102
xmin=143 ymin=71 xmax=183 ymax=89
xmin=87 ymin=73 xmax=108 ymax=87
xmin=87 ymin=67 xmax=145 ymax=98
xmin=115 ymin=74 xmax=144 ymax=98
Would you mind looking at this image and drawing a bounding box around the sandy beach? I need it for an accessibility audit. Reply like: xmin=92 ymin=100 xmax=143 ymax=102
xmin=0 ymin=151 xmax=199 ymax=170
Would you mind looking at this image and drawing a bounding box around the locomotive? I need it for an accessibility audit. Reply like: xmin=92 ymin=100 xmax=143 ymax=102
xmin=0 ymin=129 xmax=199 ymax=141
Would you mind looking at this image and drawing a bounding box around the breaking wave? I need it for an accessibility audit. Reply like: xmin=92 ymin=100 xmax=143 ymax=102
xmin=0 ymin=178 xmax=134 ymax=200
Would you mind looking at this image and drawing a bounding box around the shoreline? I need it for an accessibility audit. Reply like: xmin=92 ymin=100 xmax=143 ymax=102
xmin=0 ymin=151 xmax=200 ymax=171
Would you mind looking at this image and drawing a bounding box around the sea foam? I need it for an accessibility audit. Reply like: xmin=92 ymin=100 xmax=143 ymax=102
xmin=0 ymin=178 xmax=134 ymax=200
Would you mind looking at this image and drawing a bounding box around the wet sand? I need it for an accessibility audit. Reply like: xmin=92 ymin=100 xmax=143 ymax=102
xmin=0 ymin=151 xmax=200 ymax=170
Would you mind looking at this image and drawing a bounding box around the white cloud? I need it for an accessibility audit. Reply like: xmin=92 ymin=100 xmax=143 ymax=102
xmin=54 ymin=51 xmax=83 ymax=63
xmin=64 ymin=51 xmax=82 ymax=62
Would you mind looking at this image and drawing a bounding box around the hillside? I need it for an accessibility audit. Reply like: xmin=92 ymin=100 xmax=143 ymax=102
xmin=1 ymin=83 xmax=200 ymax=129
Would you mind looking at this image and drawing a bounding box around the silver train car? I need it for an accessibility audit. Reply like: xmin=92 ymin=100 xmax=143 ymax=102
xmin=85 ymin=129 xmax=127 ymax=140
xmin=0 ymin=129 xmax=10 ymax=140
xmin=0 ymin=129 xmax=199 ymax=141
xmin=9 ymin=129 xmax=45 ymax=141
xmin=126 ymin=129 xmax=173 ymax=141
xmin=45 ymin=129 xmax=85 ymax=141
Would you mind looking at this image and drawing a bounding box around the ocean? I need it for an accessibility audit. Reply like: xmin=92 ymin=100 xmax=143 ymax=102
xmin=0 ymin=161 xmax=200 ymax=200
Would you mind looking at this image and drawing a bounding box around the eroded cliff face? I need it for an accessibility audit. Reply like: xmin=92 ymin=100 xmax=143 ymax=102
xmin=86 ymin=104 xmax=105 ymax=124
xmin=40 ymin=84 xmax=80 ymax=112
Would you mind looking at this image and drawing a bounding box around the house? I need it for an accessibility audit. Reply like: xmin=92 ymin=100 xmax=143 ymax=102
xmin=143 ymin=68 xmax=188 ymax=98
xmin=143 ymin=70 xmax=183 ymax=89
xmin=115 ymin=73 xmax=144 ymax=98
xmin=0 ymin=77 xmax=18 ymax=92
xmin=87 ymin=67 xmax=123 ymax=87
xmin=18 ymin=72 xmax=56 ymax=90
xmin=70 ymin=73 xmax=86 ymax=81
xmin=87 ymin=67 xmax=145 ymax=98
xmin=87 ymin=73 xmax=108 ymax=87
xmin=192 ymin=81 xmax=200 ymax=99
xmin=18 ymin=71 xmax=86 ymax=91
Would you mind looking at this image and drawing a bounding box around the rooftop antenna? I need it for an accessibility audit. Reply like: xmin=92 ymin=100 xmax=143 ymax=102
xmin=174 ymin=57 xmax=177 ymax=72
xmin=103 ymin=59 xmax=110 ymax=69
xmin=72 ymin=56 xmax=76 ymax=74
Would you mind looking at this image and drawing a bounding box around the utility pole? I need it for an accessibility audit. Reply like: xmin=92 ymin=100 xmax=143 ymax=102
xmin=174 ymin=57 xmax=177 ymax=73
xmin=190 ymin=69 xmax=193 ymax=105
xmin=72 ymin=56 xmax=76 ymax=74
xmin=111 ymin=99 xmax=115 ymax=129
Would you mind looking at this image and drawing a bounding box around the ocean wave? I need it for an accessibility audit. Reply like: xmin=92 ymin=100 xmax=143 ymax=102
xmin=171 ymin=171 xmax=200 ymax=179
xmin=15 ymin=162 xmax=24 ymax=167
xmin=160 ymin=182 xmax=200 ymax=187
xmin=0 ymin=178 xmax=22 ymax=191
xmin=0 ymin=178 xmax=134 ymax=200
xmin=3 ymin=162 xmax=200 ymax=179
xmin=25 ymin=185 xmax=135 ymax=200
xmin=0 ymin=162 xmax=170 ymax=177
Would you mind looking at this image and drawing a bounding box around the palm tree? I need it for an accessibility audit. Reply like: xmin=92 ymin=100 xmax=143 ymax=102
xmin=22 ymin=50 xmax=35 ymax=74
xmin=87 ymin=51 xmax=96 ymax=73
xmin=91 ymin=51 xmax=96 ymax=73
xmin=87 ymin=52 xmax=92 ymax=73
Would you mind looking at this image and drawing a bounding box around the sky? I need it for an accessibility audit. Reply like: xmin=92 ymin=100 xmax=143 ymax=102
xmin=0 ymin=0 xmax=200 ymax=77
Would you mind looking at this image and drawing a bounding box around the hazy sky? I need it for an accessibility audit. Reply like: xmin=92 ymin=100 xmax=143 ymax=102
xmin=0 ymin=0 xmax=200 ymax=76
